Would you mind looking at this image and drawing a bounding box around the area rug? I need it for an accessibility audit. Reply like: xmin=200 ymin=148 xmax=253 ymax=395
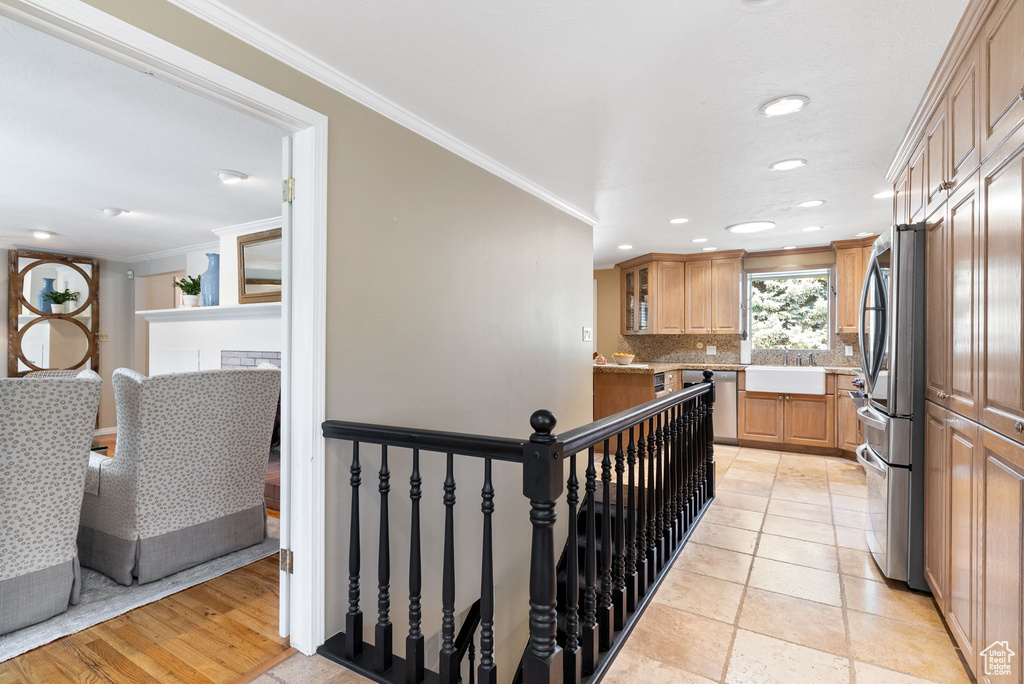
xmin=0 ymin=516 xmax=280 ymax=662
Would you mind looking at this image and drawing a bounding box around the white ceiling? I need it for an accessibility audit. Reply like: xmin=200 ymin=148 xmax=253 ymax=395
xmin=0 ymin=15 xmax=283 ymax=260
xmin=187 ymin=0 xmax=967 ymax=266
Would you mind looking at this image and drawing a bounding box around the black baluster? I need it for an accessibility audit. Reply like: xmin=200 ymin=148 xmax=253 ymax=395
xmin=439 ymin=453 xmax=458 ymax=683
xmin=612 ymin=433 xmax=626 ymax=630
xmin=375 ymin=446 xmax=393 ymax=673
xmin=469 ymin=642 xmax=476 ymax=684
xmin=478 ymin=458 xmax=497 ymax=684
xmin=666 ymin=406 xmax=677 ymax=549
xmin=670 ymin=405 xmax=681 ymax=546
xmin=697 ymin=400 xmax=708 ymax=508
xmin=598 ymin=440 xmax=613 ymax=650
xmin=646 ymin=417 xmax=657 ymax=582
xmin=635 ymin=422 xmax=648 ymax=597
xmin=655 ymin=413 xmax=666 ymax=570
xmin=407 ymin=450 xmax=424 ymax=683
xmin=563 ymin=454 xmax=581 ymax=684
xmin=687 ymin=401 xmax=697 ymax=527
xmin=346 ymin=443 xmax=363 ymax=659
xmin=625 ymin=427 xmax=639 ymax=612
xmin=581 ymin=447 xmax=599 ymax=673
xmin=704 ymin=370 xmax=717 ymax=502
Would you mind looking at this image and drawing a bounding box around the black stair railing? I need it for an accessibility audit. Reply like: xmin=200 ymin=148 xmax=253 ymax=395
xmin=320 ymin=370 xmax=717 ymax=684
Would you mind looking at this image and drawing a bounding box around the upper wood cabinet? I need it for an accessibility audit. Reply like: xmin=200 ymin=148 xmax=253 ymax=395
xmin=980 ymin=0 xmax=1024 ymax=164
xmin=620 ymin=262 xmax=656 ymax=335
xmin=925 ymin=104 xmax=950 ymax=217
xmin=924 ymin=401 xmax=950 ymax=613
xmin=656 ymin=261 xmax=686 ymax=334
xmin=909 ymin=140 xmax=928 ymax=221
xmin=980 ymin=145 xmax=1024 ymax=444
xmin=710 ymin=258 xmax=742 ymax=334
xmin=894 ymin=166 xmax=911 ymax=225
xmin=683 ymin=259 xmax=711 ymax=334
xmin=950 ymin=45 xmax=981 ymax=189
xmin=948 ymin=175 xmax=982 ymax=419
xmin=835 ymin=246 xmax=866 ymax=333
xmin=925 ymin=211 xmax=950 ymax=406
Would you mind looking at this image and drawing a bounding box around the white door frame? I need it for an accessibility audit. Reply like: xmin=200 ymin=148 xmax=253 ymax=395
xmin=0 ymin=0 xmax=329 ymax=655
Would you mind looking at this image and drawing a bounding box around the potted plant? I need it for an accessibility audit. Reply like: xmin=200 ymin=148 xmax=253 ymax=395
xmin=174 ymin=275 xmax=202 ymax=307
xmin=43 ymin=288 xmax=80 ymax=314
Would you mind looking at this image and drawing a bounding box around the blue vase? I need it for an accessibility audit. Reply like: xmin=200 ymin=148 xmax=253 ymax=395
xmin=200 ymin=253 xmax=220 ymax=306
xmin=37 ymin=277 xmax=55 ymax=314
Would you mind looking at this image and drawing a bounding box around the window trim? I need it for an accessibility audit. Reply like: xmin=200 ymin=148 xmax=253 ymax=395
xmin=745 ymin=268 xmax=832 ymax=351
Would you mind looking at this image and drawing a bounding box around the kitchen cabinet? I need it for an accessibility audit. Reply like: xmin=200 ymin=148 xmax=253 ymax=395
xmin=620 ymin=262 xmax=655 ymax=335
xmin=925 ymin=211 xmax=950 ymax=407
xmin=683 ymin=259 xmax=711 ymax=333
xmin=909 ymin=140 xmax=928 ymax=221
xmin=946 ymin=411 xmax=979 ymax=664
xmin=925 ymin=103 xmax=950 ymax=217
xmin=738 ymin=381 xmax=837 ymax=450
xmin=656 ymin=261 xmax=686 ymax=334
xmin=980 ymin=145 xmax=1024 ymax=445
xmin=924 ymin=401 xmax=950 ymax=613
xmin=949 ymin=45 xmax=981 ymax=190
xmin=737 ymin=391 xmax=785 ymax=443
xmin=836 ymin=375 xmax=862 ymax=453
xmin=835 ymin=246 xmax=866 ymax=334
xmin=978 ymin=428 xmax=1024 ymax=683
xmin=710 ymin=258 xmax=742 ymax=333
xmin=894 ymin=166 xmax=910 ymax=225
xmin=979 ymin=0 xmax=1024 ymax=164
xmin=948 ymin=176 xmax=982 ymax=419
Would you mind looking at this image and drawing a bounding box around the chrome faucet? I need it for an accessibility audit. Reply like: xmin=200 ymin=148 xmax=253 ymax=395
xmin=808 ymin=352 xmax=815 ymax=367
xmin=782 ymin=348 xmax=789 ymax=366
xmin=796 ymin=353 xmax=803 ymax=367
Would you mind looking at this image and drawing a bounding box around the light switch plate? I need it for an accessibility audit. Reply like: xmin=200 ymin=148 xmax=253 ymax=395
xmin=845 ymin=345 xmax=854 ymax=356
xmin=582 ymin=327 xmax=593 ymax=343
xmin=98 ymin=333 xmax=110 ymax=342
xmin=706 ymin=345 xmax=717 ymax=355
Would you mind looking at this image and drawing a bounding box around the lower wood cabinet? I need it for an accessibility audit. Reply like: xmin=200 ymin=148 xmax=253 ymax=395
xmin=946 ymin=411 xmax=979 ymax=667
xmin=738 ymin=391 xmax=785 ymax=442
xmin=924 ymin=401 xmax=949 ymax=613
xmin=836 ymin=376 xmax=863 ymax=453
xmin=738 ymin=391 xmax=834 ymax=448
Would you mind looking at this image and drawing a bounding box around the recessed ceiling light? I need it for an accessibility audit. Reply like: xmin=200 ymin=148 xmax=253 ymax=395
xmin=669 ymin=218 xmax=689 ymax=224
xmin=872 ymin=190 xmax=895 ymax=199
xmin=691 ymin=238 xmax=709 ymax=243
xmin=101 ymin=207 xmax=129 ymax=217
xmin=702 ymin=247 xmax=719 ymax=251
xmin=758 ymin=95 xmax=809 ymax=118
xmin=32 ymin=230 xmax=55 ymax=239
xmin=855 ymin=232 xmax=875 ymax=237
xmin=783 ymin=245 xmax=797 ymax=250
xmin=802 ymin=226 xmax=824 ymax=232
xmin=770 ymin=158 xmax=807 ymax=171
xmin=727 ymin=221 xmax=776 ymax=234
xmin=217 ymin=169 xmax=249 ymax=184
xmin=618 ymin=244 xmax=633 ymax=250
xmin=798 ymin=200 xmax=825 ymax=208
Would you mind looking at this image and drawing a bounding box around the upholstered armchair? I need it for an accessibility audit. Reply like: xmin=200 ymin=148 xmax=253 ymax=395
xmin=0 ymin=370 xmax=102 ymax=635
xmin=77 ymin=367 xmax=280 ymax=585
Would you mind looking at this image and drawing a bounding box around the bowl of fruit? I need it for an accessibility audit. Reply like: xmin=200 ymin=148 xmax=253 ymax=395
xmin=612 ymin=353 xmax=636 ymax=365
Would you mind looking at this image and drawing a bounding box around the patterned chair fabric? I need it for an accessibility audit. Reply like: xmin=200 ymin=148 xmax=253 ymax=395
xmin=0 ymin=370 xmax=102 ymax=635
xmin=78 ymin=367 xmax=280 ymax=585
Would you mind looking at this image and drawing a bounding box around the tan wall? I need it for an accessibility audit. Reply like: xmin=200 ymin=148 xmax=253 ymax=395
xmin=67 ymin=0 xmax=594 ymax=674
xmin=594 ymin=268 xmax=620 ymax=358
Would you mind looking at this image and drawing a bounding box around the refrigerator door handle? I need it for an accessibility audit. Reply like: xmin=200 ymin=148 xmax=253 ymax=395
xmin=857 ymin=403 xmax=888 ymax=432
xmin=857 ymin=443 xmax=887 ymax=479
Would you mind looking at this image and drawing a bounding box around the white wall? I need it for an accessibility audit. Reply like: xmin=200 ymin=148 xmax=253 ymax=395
xmin=145 ymin=310 xmax=281 ymax=375
xmin=213 ymin=217 xmax=280 ymax=306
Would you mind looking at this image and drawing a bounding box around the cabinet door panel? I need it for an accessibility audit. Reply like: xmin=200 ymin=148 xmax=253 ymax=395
xmin=909 ymin=141 xmax=927 ymax=221
xmin=636 ymin=263 xmax=655 ymax=333
xmin=738 ymin=391 xmax=784 ymax=442
xmin=835 ymin=248 xmax=864 ymax=334
xmin=656 ymin=261 xmax=685 ymax=334
xmin=979 ymin=429 xmax=1024 ymax=683
xmin=980 ymin=148 xmax=1024 ymax=443
xmin=836 ymin=392 xmax=862 ymax=452
xmin=950 ymin=47 xmax=980 ymax=187
xmin=895 ymin=167 xmax=910 ymax=225
xmin=711 ymin=258 xmax=741 ymax=333
xmin=784 ymin=394 xmax=835 ymax=447
xmin=947 ymin=413 xmax=978 ymax=662
xmin=949 ymin=177 xmax=981 ymax=419
xmin=926 ymin=103 xmax=949 ymax=215
xmin=981 ymin=0 xmax=1024 ymax=163
xmin=684 ymin=260 xmax=711 ymax=333
xmin=925 ymin=213 xmax=949 ymax=405
xmin=621 ymin=268 xmax=636 ymax=334
xmin=924 ymin=402 xmax=949 ymax=612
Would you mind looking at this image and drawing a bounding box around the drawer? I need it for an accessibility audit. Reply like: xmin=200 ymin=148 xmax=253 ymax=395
xmin=664 ymin=371 xmax=682 ymax=392
xmin=836 ymin=374 xmax=860 ymax=393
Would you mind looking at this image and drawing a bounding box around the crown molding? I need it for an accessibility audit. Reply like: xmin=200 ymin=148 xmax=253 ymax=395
xmin=164 ymin=0 xmax=598 ymax=227
xmin=211 ymin=216 xmax=280 ymax=239
xmin=885 ymin=0 xmax=996 ymax=181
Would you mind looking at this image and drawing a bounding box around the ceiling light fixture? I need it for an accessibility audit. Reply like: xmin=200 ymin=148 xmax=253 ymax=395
xmin=855 ymin=232 xmax=876 ymax=237
xmin=802 ymin=226 xmax=824 ymax=232
xmin=618 ymin=244 xmax=633 ymax=250
xmin=727 ymin=221 xmax=776 ymax=234
xmin=783 ymin=245 xmax=797 ymax=250
xmin=32 ymin=230 xmax=55 ymax=239
xmin=101 ymin=207 xmax=129 ymax=217
xmin=798 ymin=200 xmax=825 ymax=208
xmin=769 ymin=158 xmax=807 ymax=171
xmin=702 ymin=247 xmax=719 ymax=251
xmin=758 ymin=95 xmax=809 ymax=117
xmin=669 ymin=218 xmax=689 ymax=224
xmin=217 ymin=169 xmax=249 ymax=184
xmin=872 ymin=190 xmax=895 ymax=199
xmin=691 ymin=238 xmax=709 ymax=243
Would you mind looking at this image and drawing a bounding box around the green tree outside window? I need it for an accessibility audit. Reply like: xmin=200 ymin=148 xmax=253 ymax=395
xmin=749 ymin=271 xmax=829 ymax=350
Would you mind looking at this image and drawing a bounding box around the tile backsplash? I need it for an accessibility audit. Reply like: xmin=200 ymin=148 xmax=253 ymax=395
xmin=617 ymin=333 xmax=861 ymax=368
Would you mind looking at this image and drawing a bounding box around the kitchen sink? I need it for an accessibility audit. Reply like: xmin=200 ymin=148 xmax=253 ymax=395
xmin=744 ymin=366 xmax=827 ymax=395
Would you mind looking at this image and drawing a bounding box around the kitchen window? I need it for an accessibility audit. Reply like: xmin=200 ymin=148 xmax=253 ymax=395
xmin=747 ymin=269 xmax=830 ymax=350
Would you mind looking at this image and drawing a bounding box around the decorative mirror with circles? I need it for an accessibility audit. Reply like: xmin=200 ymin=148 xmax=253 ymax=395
xmin=7 ymin=250 xmax=100 ymax=376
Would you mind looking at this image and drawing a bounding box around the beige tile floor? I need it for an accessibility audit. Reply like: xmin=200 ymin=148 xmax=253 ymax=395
xmin=252 ymin=447 xmax=970 ymax=684
xmin=604 ymin=445 xmax=972 ymax=684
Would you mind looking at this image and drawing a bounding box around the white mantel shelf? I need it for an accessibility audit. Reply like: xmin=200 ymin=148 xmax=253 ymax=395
xmin=135 ymin=302 xmax=281 ymax=323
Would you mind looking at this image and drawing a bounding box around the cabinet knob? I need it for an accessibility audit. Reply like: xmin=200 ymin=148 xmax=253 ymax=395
xmin=786 ymin=395 xmax=791 ymax=401
xmin=941 ymin=180 xmax=955 ymax=192
xmin=778 ymin=395 xmax=783 ymax=400
xmin=1016 ymin=421 xmax=1023 ymax=434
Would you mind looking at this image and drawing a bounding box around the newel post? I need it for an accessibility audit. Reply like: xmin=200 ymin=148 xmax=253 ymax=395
xmin=522 ymin=410 xmax=565 ymax=684
xmin=702 ymin=370 xmax=716 ymax=500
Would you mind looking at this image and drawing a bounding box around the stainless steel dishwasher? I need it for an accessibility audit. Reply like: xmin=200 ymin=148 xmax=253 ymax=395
xmin=681 ymin=370 xmax=738 ymax=445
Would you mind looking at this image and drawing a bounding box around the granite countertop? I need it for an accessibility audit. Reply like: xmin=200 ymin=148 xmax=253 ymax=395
xmin=594 ymin=362 xmax=860 ymax=376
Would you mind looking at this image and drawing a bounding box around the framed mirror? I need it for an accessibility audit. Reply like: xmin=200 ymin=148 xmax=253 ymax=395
xmin=7 ymin=250 xmax=100 ymax=376
xmin=237 ymin=228 xmax=282 ymax=304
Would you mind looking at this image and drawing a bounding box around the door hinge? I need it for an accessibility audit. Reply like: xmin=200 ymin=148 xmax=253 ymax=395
xmin=282 ymin=178 xmax=295 ymax=203
xmin=280 ymin=548 xmax=294 ymax=574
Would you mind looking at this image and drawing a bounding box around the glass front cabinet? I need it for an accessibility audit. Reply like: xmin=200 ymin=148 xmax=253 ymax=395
xmin=620 ymin=262 xmax=655 ymax=334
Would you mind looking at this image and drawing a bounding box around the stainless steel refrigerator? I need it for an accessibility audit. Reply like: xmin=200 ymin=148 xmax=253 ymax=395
xmin=856 ymin=222 xmax=928 ymax=591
